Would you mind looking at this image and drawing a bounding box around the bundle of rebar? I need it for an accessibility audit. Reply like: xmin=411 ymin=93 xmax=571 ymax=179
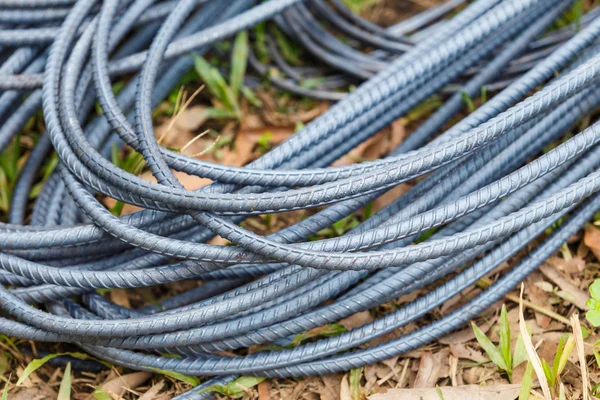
xmin=1 ymin=0 xmax=600 ymax=398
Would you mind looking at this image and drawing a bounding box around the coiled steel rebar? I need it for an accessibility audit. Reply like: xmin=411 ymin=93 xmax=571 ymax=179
xmin=1 ymin=0 xmax=600 ymax=398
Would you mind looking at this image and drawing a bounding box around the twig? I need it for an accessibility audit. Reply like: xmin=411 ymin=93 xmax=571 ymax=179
xmin=506 ymin=293 xmax=571 ymax=325
xmin=570 ymin=313 xmax=589 ymax=400
xmin=518 ymin=284 xmax=552 ymax=400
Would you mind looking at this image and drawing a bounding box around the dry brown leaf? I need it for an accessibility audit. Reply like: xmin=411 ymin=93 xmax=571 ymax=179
xmin=440 ymin=287 xmax=482 ymax=314
xmin=10 ymin=385 xmax=57 ymax=400
xmin=439 ymin=317 xmax=497 ymax=345
xmin=339 ymin=311 xmax=374 ymax=330
xmin=138 ymin=381 xmax=165 ymax=400
xmin=571 ymin=314 xmax=589 ymax=400
xmin=368 ymin=384 xmax=522 ymax=400
xmin=320 ymin=374 xmax=342 ymax=400
xmin=413 ymin=349 xmax=449 ymax=388
xmin=109 ymin=288 xmax=131 ymax=309
xmin=362 ymin=127 xmax=405 ymax=160
xmin=526 ymin=273 xmax=552 ymax=328
xmin=288 ymin=380 xmax=308 ymax=400
xmin=238 ymin=126 xmax=294 ymax=143
xmin=332 ymin=135 xmax=379 ymax=167
xmin=462 ymin=365 xmax=502 ymax=385
xmin=99 ymin=371 xmax=152 ymax=399
xmin=364 ymin=364 xmax=388 ymax=394
xmin=222 ymin=131 xmax=255 ymax=167
xmin=449 ymin=344 xmax=487 ymax=363
xmin=585 ymin=225 xmax=600 ymax=261
xmin=547 ymin=255 xmax=586 ymax=275
xmin=373 ymin=184 xmax=410 ymax=211
xmin=540 ymin=264 xmax=588 ymax=310
xmin=174 ymin=104 xmax=208 ymax=131
xmin=172 ymin=170 xmax=213 ymax=191
xmin=518 ymin=285 xmax=551 ymax=400
xmin=240 ymin=113 xmax=263 ymax=130
xmin=258 ymin=380 xmax=271 ymax=400
xmin=340 ymin=374 xmax=351 ymax=400
xmin=511 ymin=362 xmax=529 ymax=385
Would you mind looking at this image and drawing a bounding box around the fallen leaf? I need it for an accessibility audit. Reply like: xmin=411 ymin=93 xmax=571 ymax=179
xmin=439 ymin=317 xmax=497 ymax=344
xmin=518 ymin=285 xmax=551 ymax=400
xmin=571 ymin=314 xmax=589 ymax=400
xmin=138 ymin=381 xmax=165 ymax=400
xmin=109 ymin=289 xmax=131 ymax=309
xmin=320 ymin=374 xmax=342 ymax=400
xmin=526 ymin=274 xmax=552 ymax=328
xmin=585 ymin=225 xmax=600 ymax=261
xmin=339 ymin=311 xmax=374 ymax=330
xmin=449 ymin=344 xmax=487 ymax=363
xmin=540 ymin=264 xmax=588 ymax=310
xmin=10 ymin=385 xmax=57 ymax=400
xmin=222 ymin=131 xmax=256 ymax=167
xmin=340 ymin=374 xmax=351 ymax=400
xmin=373 ymin=184 xmax=410 ymax=211
xmin=547 ymin=255 xmax=585 ymax=275
xmin=368 ymin=384 xmax=522 ymax=400
xmin=174 ymin=105 xmax=208 ymax=131
xmin=100 ymin=371 xmax=152 ymax=398
xmin=413 ymin=349 xmax=449 ymax=388
xmin=257 ymin=380 xmax=271 ymax=400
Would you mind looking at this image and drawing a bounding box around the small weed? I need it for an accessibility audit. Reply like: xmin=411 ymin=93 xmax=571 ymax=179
xmin=17 ymin=352 xmax=97 ymax=386
xmin=146 ymin=367 xmax=199 ymax=386
xmin=256 ymin=132 xmax=273 ymax=154
xmin=405 ymin=95 xmax=442 ymax=123
xmin=289 ymin=323 xmax=347 ymax=347
xmin=585 ymin=279 xmax=600 ymax=326
xmin=342 ymin=0 xmax=379 ymax=14
xmin=193 ymin=31 xmax=261 ymax=121
xmin=471 ymin=305 xmax=527 ymax=382
xmin=311 ymin=214 xmax=361 ymax=239
xmin=269 ymin=25 xmax=303 ymax=66
xmin=540 ymin=333 xmax=575 ymax=388
xmin=461 ymin=91 xmax=476 ymax=113
xmin=201 ymin=376 xmax=266 ymax=398
xmin=350 ymin=367 xmax=363 ymax=400
xmin=92 ymin=387 xmax=113 ymax=400
xmin=0 ymin=135 xmax=30 ymax=215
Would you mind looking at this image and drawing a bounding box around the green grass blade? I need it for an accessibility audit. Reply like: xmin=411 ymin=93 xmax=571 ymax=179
xmin=461 ymin=91 xmax=475 ymax=112
xmin=513 ymin=333 xmax=527 ymax=367
xmin=230 ymin=31 xmax=249 ymax=99
xmin=17 ymin=354 xmax=61 ymax=385
xmin=499 ymin=305 xmax=512 ymax=376
xmin=541 ymin=358 xmax=554 ymax=386
xmin=57 ymin=362 xmax=71 ymax=400
xmin=0 ymin=353 xmax=7 ymax=377
xmin=193 ymin=55 xmax=226 ymax=104
xmin=201 ymin=376 xmax=266 ymax=397
xmin=518 ymin=362 xmax=534 ymax=400
xmin=350 ymin=367 xmax=362 ymax=400
xmin=92 ymin=387 xmax=113 ymax=400
xmin=17 ymin=352 xmax=93 ymax=385
xmin=471 ymin=322 xmax=507 ymax=371
xmin=146 ymin=367 xmax=199 ymax=387
xmin=241 ymin=86 xmax=263 ymax=107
